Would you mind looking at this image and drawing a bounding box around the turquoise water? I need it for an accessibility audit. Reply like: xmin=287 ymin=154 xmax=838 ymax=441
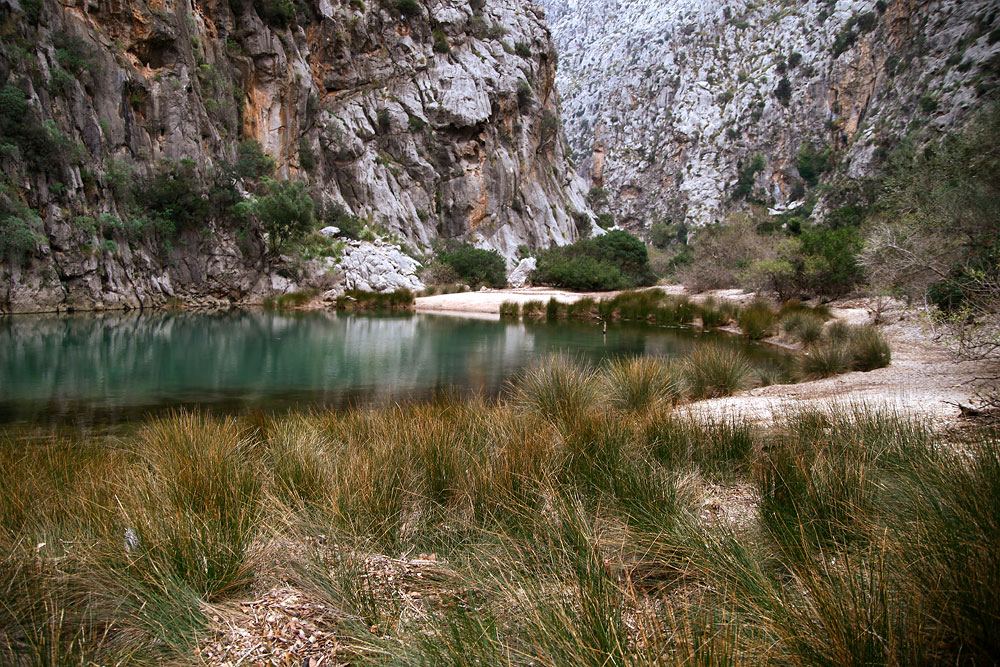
xmin=0 ymin=310 xmax=791 ymax=425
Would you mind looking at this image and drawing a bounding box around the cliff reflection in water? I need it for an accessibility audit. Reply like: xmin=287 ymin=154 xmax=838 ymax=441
xmin=0 ymin=310 xmax=789 ymax=425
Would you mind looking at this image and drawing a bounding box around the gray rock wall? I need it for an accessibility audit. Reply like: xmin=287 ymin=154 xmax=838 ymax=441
xmin=0 ymin=0 xmax=590 ymax=312
xmin=539 ymin=0 xmax=1000 ymax=230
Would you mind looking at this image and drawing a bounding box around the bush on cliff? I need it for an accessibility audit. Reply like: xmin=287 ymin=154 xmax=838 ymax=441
xmin=532 ymin=230 xmax=656 ymax=291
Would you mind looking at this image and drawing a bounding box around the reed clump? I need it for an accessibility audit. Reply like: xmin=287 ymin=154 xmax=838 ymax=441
xmin=737 ymin=297 xmax=778 ymax=340
xmin=335 ymin=288 xmax=415 ymax=311
xmin=603 ymin=356 xmax=681 ymax=412
xmin=498 ymin=300 xmax=520 ymax=319
xmin=681 ymin=344 xmax=754 ymax=398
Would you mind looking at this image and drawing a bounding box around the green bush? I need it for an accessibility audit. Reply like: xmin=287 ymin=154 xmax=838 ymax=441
xmin=532 ymin=255 xmax=626 ymax=291
xmin=133 ymin=159 xmax=211 ymax=236
xmin=251 ymin=0 xmax=300 ymax=27
xmin=532 ymin=231 xmax=656 ymax=291
xmin=252 ymin=178 xmax=315 ymax=252
xmin=298 ymin=138 xmax=316 ymax=171
xmin=432 ymin=30 xmax=450 ymax=53
xmin=0 ymin=84 xmax=63 ymax=175
xmin=775 ymin=77 xmax=792 ymax=106
xmin=394 ymin=0 xmax=421 ymax=18
xmin=734 ymin=154 xmax=765 ymax=199
xmin=435 ymin=241 xmax=507 ymax=288
xmin=0 ymin=204 xmax=45 ymax=263
xmin=514 ymin=42 xmax=531 ymax=58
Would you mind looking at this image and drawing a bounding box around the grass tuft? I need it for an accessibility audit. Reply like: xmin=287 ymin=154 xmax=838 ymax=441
xmin=737 ymin=298 xmax=777 ymax=340
xmin=498 ymin=300 xmax=520 ymax=319
xmin=682 ymin=344 xmax=754 ymax=398
xmin=604 ymin=355 xmax=679 ymax=412
xmin=514 ymin=353 xmax=601 ymax=424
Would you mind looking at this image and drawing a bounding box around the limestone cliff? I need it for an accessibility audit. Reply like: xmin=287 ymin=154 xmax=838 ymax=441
xmin=0 ymin=0 xmax=590 ymax=312
xmin=539 ymin=0 xmax=1000 ymax=230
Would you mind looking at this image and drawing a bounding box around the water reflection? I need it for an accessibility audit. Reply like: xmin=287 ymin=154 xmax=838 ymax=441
xmin=0 ymin=310 xmax=790 ymax=425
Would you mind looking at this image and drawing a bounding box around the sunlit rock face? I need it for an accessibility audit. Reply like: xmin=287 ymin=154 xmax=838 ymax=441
xmin=0 ymin=0 xmax=590 ymax=312
xmin=539 ymin=0 xmax=1000 ymax=231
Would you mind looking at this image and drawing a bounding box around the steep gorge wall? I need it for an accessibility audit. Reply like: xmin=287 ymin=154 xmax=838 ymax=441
xmin=540 ymin=0 xmax=1000 ymax=231
xmin=0 ymin=0 xmax=590 ymax=312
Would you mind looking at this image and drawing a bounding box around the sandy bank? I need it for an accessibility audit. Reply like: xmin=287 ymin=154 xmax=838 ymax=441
xmin=415 ymin=286 xmax=685 ymax=315
xmin=417 ymin=287 xmax=983 ymax=424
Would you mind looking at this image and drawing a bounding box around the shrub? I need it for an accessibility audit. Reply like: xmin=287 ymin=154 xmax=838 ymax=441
xmin=253 ymin=0 xmax=299 ymax=27
xmin=532 ymin=230 xmax=656 ymax=291
xmin=734 ymin=154 xmax=765 ymax=199
xmin=0 ymin=199 xmax=45 ymax=263
xmin=0 ymin=84 xmax=63 ymax=175
xmin=516 ymin=80 xmax=534 ymax=109
xmin=393 ymin=0 xmax=421 ymax=18
xmin=775 ymin=77 xmax=792 ymax=106
xmin=435 ymin=241 xmax=507 ymax=288
xmin=514 ymin=42 xmax=531 ymax=58
xmin=134 ymin=159 xmax=211 ymax=236
xmin=797 ymin=142 xmax=833 ymax=187
xmin=253 ymin=178 xmax=315 ymax=252
xmin=532 ymin=255 xmax=626 ymax=291
xmin=298 ymin=138 xmax=316 ymax=171
xmin=432 ymin=29 xmax=450 ymax=53
xmin=682 ymin=345 xmax=754 ymax=398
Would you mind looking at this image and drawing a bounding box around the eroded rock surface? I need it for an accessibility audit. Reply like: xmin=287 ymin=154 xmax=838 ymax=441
xmin=540 ymin=0 xmax=1000 ymax=229
xmin=0 ymin=0 xmax=590 ymax=312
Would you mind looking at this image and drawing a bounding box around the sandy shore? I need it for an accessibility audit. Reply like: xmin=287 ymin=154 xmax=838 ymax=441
xmin=417 ymin=287 xmax=983 ymax=424
xmin=415 ymin=285 xmax=686 ymax=315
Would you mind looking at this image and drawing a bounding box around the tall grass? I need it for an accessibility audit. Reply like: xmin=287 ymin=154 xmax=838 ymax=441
xmin=335 ymin=288 xmax=415 ymax=311
xmin=520 ymin=300 xmax=545 ymax=319
xmin=848 ymin=324 xmax=892 ymax=370
xmin=781 ymin=310 xmax=825 ymax=345
xmin=498 ymin=300 xmax=520 ymax=319
xmin=11 ymin=347 xmax=988 ymax=666
xmin=698 ymin=297 xmax=733 ymax=328
xmin=262 ymin=289 xmax=317 ymax=310
xmin=737 ymin=298 xmax=777 ymax=340
xmin=682 ymin=345 xmax=754 ymax=398
xmin=513 ymin=353 xmax=601 ymax=424
xmin=603 ymin=356 xmax=680 ymax=411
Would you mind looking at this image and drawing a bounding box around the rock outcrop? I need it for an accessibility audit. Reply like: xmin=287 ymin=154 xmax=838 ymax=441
xmin=0 ymin=0 xmax=590 ymax=312
xmin=337 ymin=240 xmax=424 ymax=293
xmin=539 ymin=0 xmax=1000 ymax=230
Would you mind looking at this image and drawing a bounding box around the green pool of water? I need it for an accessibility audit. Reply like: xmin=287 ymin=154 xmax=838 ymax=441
xmin=0 ymin=310 xmax=792 ymax=425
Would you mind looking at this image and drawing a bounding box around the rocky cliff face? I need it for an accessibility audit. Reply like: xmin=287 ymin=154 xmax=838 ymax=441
xmin=0 ymin=0 xmax=590 ymax=312
xmin=539 ymin=0 xmax=1000 ymax=231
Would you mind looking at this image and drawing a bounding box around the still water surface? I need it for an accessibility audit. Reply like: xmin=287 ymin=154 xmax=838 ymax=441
xmin=0 ymin=310 xmax=791 ymax=425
